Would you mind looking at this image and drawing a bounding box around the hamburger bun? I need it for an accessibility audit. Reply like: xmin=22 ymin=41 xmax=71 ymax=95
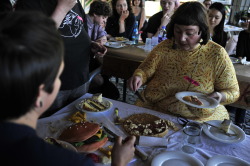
xmin=58 ymin=122 xmax=108 ymax=153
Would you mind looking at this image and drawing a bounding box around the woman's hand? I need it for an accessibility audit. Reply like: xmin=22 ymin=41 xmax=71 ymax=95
xmin=119 ymin=10 xmax=129 ymax=22
xmin=91 ymin=41 xmax=107 ymax=57
xmin=208 ymin=92 xmax=225 ymax=103
xmin=128 ymin=76 xmax=142 ymax=92
xmin=160 ymin=13 xmax=171 ymax=27
xmin=111 ymin=136 xmax=136 ymax=166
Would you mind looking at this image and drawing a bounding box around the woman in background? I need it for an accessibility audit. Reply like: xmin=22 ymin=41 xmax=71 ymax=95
xmin=208 ymin=2 xmax=228 ymax=47
xmin=128 ymin=2 xmax=239 ymax=122
xmin=106 ymin=0 xmax=135 ymax=39
xmin=131 ymin=0 xmax=147 ymax=31
xmin=0 ymin=11 xmax=135 ymax=166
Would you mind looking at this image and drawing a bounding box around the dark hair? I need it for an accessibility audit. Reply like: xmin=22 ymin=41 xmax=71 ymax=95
xmin=111 ymin=0 xmax=132 ymax=16
xmin=209 ymin=2 xmax=226 ymax=46
xmin=167 ymin=1 xmax=210 ymax=45
xmin=89 ymin=0 xmax=112 ymax=17
xmin=0 ymin=11 xmax=63 ymax=121
xmin=0 ymin=0 xmax=13 ymax=12
xmin=132 ymin=0 xmax=142 ymax=7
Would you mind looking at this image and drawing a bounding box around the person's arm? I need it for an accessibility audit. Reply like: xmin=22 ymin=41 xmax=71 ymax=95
xmin=51 ymin=0 xmax=77 ymax=28
xmin=213 ymin=47 xmax=240 ymax=105
xmin=119 ymin=10 xmax=129 ymax=34
xmin=153 ymin=13 xmax=171 ymax=37
xmin=139 ymin=7 xmax=146 ymax=30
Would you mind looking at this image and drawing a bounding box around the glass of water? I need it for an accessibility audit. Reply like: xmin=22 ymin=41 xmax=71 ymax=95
xmin=181 ymin=121 xmax=202 ymax=154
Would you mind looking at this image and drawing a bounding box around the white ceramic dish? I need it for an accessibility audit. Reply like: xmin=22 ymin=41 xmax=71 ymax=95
xmin=175 ymin=91 xmax=219 ymax=109
xmin=75 ymin=98 xmax=113 ymax=113
xmin=206 ymin=155 xmax=250 ymax=166
xmin=151 ymin=151 xmax=204 ymax=166
xmin=203 ymin=120 xmax=245 ymax=144
xmin=104 ymin=42 xmax=125 ymax=48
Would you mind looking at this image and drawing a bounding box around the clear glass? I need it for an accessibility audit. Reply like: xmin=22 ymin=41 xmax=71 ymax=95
xmin=181 ymin=121 xmax=202 ymax=154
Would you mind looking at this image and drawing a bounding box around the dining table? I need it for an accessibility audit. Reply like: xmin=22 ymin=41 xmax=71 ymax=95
xmin=102 ymin=44 xmax=250 ymax=109
xmin=37 ymin=93 xmax=250 ymax=166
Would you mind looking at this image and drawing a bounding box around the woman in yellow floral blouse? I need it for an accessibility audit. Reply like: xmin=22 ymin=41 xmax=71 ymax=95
xmin=128 ymin=1 xmax=239 ymax=122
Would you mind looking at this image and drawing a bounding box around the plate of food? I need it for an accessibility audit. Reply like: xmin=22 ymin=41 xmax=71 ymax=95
xmin=109 ymin=37 xmax=129 ymax=42
xmin=203 ymin=120 xmax=245 ymax=144
xmin=75 ymin=94 xmax=113 ymax=113
xmin=175 ymin=91 xmax=219 ymax=109
xmin=151 ymin=151 xmax=204 ymax=166
xmin=206 ymin=155 xmax=249 ymax=166
xmin=44 ymin=137 xmax=77 ymax=152
xmin=104 ymin=42 xmax=125 ymax=48
xmin=230 ymin=57 xmax=240 ymax=64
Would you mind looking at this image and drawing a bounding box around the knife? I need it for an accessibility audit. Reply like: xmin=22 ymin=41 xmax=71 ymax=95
xmin=103 ymin=126 xmax=148 ymax=161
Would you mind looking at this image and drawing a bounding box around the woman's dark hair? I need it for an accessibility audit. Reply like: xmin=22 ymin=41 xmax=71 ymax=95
xmin=111 ymin=0 xmax=132 ymax=16
xmin=89 ymin=0 xmax=112 ymax=17
xmin=0 ymin=0 xmax=13 ymax=12
xmin=167 ymin=1 xmax=210 ymax=45
xmin=209 ymin=2 xmax=226 ymax=46
xmin=132 ymin=0 xmax=142 ymax=7
xmin=0 ymin=11 xmax=63 ymax=121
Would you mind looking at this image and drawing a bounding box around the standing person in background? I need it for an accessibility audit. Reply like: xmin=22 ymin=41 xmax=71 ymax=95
xmin=106 ymin=0 xmax=135 ymax=39
xmin=203 ymin=0 xmax=212 ymax=10
xmin=208 ymin=2 xmax=228 ymax=48
xmin=16 ymin=0 xmax=107 ymax=117
xmin=0 ymin=11 xmax=136 ymax=166
xmin=128 ymin=1 xmax=239 ymax=122
xmin=141 ymin=0 xmax=179 ymax=42
xmin=131 ymin=0 xmax=147 ymax=32
xmin=236 ymin=18 xmax=250 ymax=61
xmin=87 ymin=0 xmax=120 ymax=100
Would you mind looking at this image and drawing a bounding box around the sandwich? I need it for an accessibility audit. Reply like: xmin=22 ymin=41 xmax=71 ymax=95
xmin=58 ymin=122 xmax=108 ymax=153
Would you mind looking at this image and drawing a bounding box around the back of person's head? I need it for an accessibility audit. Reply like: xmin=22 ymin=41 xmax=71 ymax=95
xmin=209 ymin=2 xmax=225 ymax=32
xmin=89 ymin=0 xmax=112 ymax=17
xmin=0 ymin=11 xmax=64 ymax=121
xmin=111 ymin=0 xmax=132 ymax=16
xmin=167 ymin=1 xmax=209 ymax=45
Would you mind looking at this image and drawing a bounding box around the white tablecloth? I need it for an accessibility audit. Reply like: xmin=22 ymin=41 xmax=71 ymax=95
xmin=37 ymin=93 xmax=250 ymax=166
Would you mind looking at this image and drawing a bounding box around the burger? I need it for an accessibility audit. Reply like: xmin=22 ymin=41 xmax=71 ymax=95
xmin=58 ymin=122 xmax=108 ymax=153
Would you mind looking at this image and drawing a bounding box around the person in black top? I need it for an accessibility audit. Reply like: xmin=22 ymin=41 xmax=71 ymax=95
xmin=236 ymin=21 xmax=250 ymax=61
xmin=16 ymin=0 xmax=108 ymax=116
xmin=0 ymin=11 xmax=135 ymax=166
xmin=208 ymin=2 xmax=228 ymax=48
xmin=141 ymin=0 xmax=179 ymax=42
xmin=106 ymin=0 xmax=135 ymax=39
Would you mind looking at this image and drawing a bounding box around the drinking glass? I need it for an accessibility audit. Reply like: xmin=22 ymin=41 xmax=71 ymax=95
xmin=144 ymin=38 xmax=152 ymax=52
xmin=181 ymin=121 xmax=202 ymax=154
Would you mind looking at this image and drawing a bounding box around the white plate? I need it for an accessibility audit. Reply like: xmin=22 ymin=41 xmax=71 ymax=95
xmin=175 ymin=91 xmax=219 ymax=109
xmin=104 ymin=42 xmax=125 ymax=48
xmin=151 ymin=151 xmax=204 ymax=166
xmin=203 ymin=120 xmax=245 ymax=144
xmin=206 ymin=155 xmax=250 ymax=166
xmin=230 ymin=57 xmax=240 ymax=64
xmin=75 ymin=98 xmax=113 ymax=113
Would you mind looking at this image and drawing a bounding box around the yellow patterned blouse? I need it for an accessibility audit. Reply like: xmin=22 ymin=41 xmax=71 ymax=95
xmin=133 ymin=39 xmax=240 ymax=122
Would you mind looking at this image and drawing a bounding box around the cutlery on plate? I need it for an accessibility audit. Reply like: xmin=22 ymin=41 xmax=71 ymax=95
xmin=203 ymin=122 xmax=238 ymax=137
xmin=103 ymin=126 xmax=148 ymax=161
xmin=135 ymin=91 xmax=145 ymax=102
